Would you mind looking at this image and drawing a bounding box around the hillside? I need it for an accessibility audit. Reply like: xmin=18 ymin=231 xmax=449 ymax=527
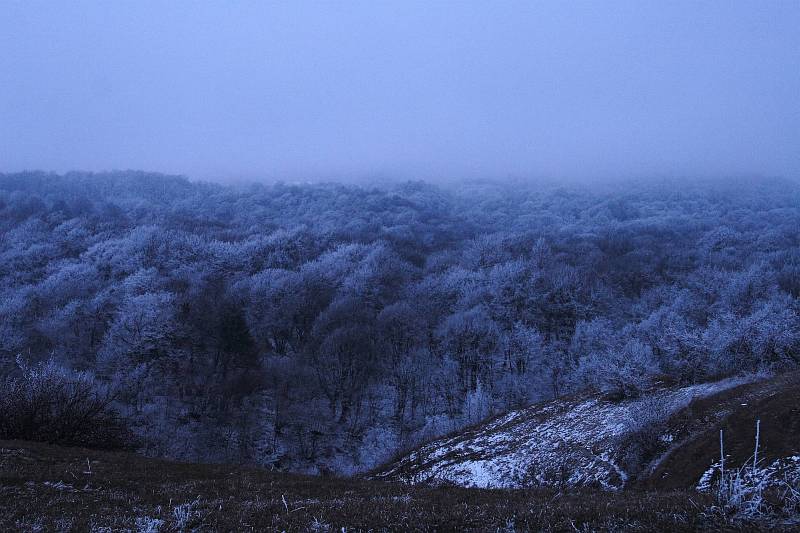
xmin=371 ymin=374 xmax=800 ymax=492
xmin=646 ymin=372 xmax=800 ymax=489
xmin=0 ymin=439 xmax=777 ymax=532
xmin=3 ymin=173 xmax=800 ymax=474
xmin=2 ymin=375 xmax=798 ymax=531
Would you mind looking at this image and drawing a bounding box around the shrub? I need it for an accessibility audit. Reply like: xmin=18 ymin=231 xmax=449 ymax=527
xmin=0 ymin=356 xmax=131 ymax=449
xmin=579 ymin=339 xmax=660 ymax=401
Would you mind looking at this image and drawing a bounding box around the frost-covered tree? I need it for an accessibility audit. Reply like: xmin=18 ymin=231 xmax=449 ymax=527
xmin=1 ymin=171 xmax=799 ymax=472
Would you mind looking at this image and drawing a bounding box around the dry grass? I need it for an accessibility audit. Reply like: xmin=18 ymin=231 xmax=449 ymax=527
xmin=3 ymin=375 xmax=799 ymax=531
xmin=0 ymin=440 xmax=786 ymax=532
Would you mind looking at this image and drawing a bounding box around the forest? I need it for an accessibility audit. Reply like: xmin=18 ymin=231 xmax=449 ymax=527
xmin=1 ymin=171 xmax=799 ymax=474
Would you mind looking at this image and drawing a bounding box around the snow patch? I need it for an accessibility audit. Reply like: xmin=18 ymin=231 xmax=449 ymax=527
xmin=374 ymin=379 xmax=746 ymax=490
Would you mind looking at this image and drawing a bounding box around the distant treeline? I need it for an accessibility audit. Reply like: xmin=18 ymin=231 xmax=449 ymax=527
xmin=1 ymin=171 xmax=798 ymax=473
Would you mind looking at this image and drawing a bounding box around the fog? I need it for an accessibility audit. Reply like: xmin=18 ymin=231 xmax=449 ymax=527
xmin=1 ymin=1 xmax=799 ymax=182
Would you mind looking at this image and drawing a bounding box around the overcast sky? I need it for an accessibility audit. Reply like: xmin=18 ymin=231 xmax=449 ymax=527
xmin=1 ymin=1 xmax=799 ymax=183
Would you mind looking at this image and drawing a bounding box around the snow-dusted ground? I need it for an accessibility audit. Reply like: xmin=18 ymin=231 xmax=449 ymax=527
xmin=373 ymin=379 xmax=748 ymax=490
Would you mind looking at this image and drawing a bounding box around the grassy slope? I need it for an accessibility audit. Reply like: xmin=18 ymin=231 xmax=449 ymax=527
xmin=369 ymin=379 xmax=752 ymax=490
xmin=1 ymin=375 xmax=797 ymax=531
xmin=642 ymin=372 xmax=800 ymax=489
xmin=0 ymin=439 xmax=757 ymax=532
xmin=371 ymin=373 xmax=800 ymax=494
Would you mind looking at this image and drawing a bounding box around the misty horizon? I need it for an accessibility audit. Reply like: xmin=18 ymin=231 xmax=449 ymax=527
xmin=2 ymin=1 xmax=800 ymax=183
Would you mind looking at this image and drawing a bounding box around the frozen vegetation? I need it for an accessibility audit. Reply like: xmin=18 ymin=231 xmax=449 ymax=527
xmin=702 ymin=438 xmax=800 ymax=522
xmin=1 ymin=172 xmax=799 ymax=475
